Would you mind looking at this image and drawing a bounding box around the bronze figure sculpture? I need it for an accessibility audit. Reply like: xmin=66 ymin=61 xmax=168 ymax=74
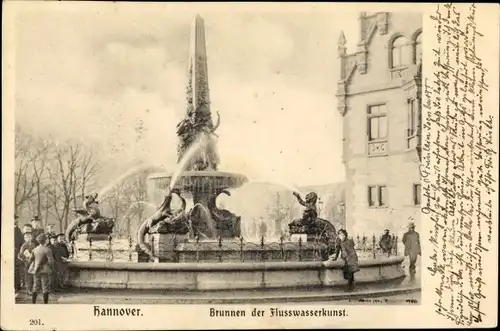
xmin=65 ymin=193 xmax=115 ymax=242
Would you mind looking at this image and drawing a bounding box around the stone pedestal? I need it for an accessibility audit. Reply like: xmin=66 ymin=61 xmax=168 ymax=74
xmin=151 ymin=233 xmax=189 ymax=262
xmin=86 ymin=233 xmax=110 ymax=241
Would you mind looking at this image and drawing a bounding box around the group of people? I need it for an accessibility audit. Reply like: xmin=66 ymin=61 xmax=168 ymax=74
xmin=330 ymin=220 xmax=421 ymax=292
xmin=14 ymin=215 xmax=70 ymax=304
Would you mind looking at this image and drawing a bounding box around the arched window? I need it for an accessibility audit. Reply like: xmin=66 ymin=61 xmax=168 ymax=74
xmin=390 ymin=36 xmax=410 ymax=68
xmin=414 ymin=32 xmax=422 ymax=64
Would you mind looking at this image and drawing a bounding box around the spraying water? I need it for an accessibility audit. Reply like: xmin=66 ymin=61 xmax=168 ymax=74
xmin=168 ymin=133 xmax=211 ymax=190
xmin=98 ymin=163 xmax=152 ymax=199
xmin=120 ymin=201 xmax=157 ymax=224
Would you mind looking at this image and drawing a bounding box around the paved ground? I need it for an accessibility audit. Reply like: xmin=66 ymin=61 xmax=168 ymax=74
xmin=16 ymin=276 xmax=421 ymax=305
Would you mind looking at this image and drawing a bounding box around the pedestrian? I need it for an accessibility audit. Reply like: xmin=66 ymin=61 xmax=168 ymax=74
xmin=27 ymin=233 xmax=54 ymax=304
xmin=30 ymin=216 xmax=45 ymax=246
xmin=14 ymin=215 xmax=24 ymax=291
xmin=331 ymin=229 xmax=359 ymax=291
xmin=379 ymin=229 xmax=393 ymax=255
xmin=46 ymin=224 xmax=57 ymax=238
xmin=47 ymin=235 xmax=59 ymax=292
xmin=18 ymin=229 xmax=36 ymax=294
xmin=22 ymin=223 xmax=33 ymax=236
xmin=402 ymin=221 xmax=421 ymax=282
xmin=55 ymin=233 xmax=70 ymax=288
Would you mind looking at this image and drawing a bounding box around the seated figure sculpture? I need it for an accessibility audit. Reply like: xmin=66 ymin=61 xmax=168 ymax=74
xmin=66 ymin=193 xmax=115 ymax=241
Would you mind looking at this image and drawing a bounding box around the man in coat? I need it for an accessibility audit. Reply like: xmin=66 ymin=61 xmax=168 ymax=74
xmin=47 ymin=235 xmax=59 ymax=292
xmin=54 ymin=233 xmax=70 ymax=289
xmin=402 ymin=221 xmax=421 ymax=282
xmin=331 ymin=229 xmax=359 ymax=291
xmin=30 ymin=216 xmax=45 ymax=246
xmin=14 ymin=215 xmax=24 ymax=291
xmin=28 ymin=233 xmax=54 ymax=304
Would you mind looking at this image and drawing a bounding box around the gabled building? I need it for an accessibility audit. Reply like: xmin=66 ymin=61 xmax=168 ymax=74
xmin=336 ymin=12 xmax=422 ymax=237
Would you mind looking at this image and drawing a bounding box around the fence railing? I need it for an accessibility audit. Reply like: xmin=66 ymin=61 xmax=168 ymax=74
xmin=69 ymin=233 xmax=401 ymax=263
xmin=354 ymin=234 xmax=399 ymax=259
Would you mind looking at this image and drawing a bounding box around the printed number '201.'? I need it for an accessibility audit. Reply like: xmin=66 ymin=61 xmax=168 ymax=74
xmin=29 ymin=319 xmax=43 ymax=326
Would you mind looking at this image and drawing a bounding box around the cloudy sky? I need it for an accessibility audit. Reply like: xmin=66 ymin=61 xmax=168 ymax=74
xmin=11 ymin=2 xmax=360 ymax=186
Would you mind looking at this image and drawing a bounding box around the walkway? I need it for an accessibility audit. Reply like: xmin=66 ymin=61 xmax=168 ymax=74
xmin=16 ymin=276 xmax=420 ymax=305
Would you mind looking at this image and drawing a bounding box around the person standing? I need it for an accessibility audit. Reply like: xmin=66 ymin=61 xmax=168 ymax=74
xmin=55 ymin=234 xmax=70 ymax=289
xmin=331 ymin=229 xmax=359 ymax=291
xmin=14 ymin=215 xmax=24 ymax=291
xmin=402 ymin=221 xmax=421 ymax=282
xmin=17 ymin=231 xmax=35 ymax=295
xmin=46 ymin=224 xmax=57 ymax=238
xmin=47 ymin=235 xmax=59 ymax=292
xmin=18 ymin=230 xmax=36 ymax=295
xmin=30 ymin=216 xmax=45 ymax=246
xmin=27 ymin=233 xmax=54 ymax=304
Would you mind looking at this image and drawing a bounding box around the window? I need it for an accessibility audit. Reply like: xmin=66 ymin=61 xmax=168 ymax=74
xmin=414 ymin=32 xmax=422 ymax=64
xmin=391 ymin=36 xmax=411 ymax=68
xmin=368 ymin=185 xmax=388 ymax=207
xmin=413 ymin=184 xmax=421 ymax=205
xmin=368 ymin=104 xmax=387 ymax=141
xmin=407 ymin=99 xmax=417 ymax=137
xmin=368 ymin=186 xmax=377 ymax=206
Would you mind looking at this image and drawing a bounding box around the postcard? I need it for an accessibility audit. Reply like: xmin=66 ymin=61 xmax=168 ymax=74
xmin=1 ymin=1 xmax=498 ymax=330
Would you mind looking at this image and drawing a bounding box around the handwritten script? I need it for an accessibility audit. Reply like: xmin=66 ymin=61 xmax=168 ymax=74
xmin=421 ymin=3 xmax=497 ymax=326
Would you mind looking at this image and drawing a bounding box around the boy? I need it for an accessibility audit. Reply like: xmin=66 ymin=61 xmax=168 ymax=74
xmin=17 ymin=231 xmax=36 ymax=295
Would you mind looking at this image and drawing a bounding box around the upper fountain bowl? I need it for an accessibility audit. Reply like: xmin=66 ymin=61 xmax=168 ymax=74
xmin=148 ymin=171 xmax=248 ymax=195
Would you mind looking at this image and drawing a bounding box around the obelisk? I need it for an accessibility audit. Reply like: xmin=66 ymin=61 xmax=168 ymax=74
xmin=188 ymin=15 xmax=210 ymax=114
xmin=176 ymin=15 xmax=220 ymax=171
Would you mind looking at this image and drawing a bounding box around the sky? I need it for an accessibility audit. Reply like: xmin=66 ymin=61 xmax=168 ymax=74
xmin=12 ymin=2 xmax=360 ymax=186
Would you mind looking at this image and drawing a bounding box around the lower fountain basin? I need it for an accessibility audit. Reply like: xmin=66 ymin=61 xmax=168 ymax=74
xmin=65 ymin=257 xmax=405 ymax=291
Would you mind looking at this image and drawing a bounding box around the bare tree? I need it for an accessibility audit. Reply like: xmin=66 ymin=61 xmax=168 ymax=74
xmin=14 ymin=127 xmax=37 ymax=213
xmin=100 ymin=169 xmax=152 ymax=238
xmin=46 ymin=140 xmax=100 ymax=232
xmin=101 ymin=180 xmax=131 ymax=237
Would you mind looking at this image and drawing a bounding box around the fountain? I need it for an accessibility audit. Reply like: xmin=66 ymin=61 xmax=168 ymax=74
xmin=62 ymin=15 xmax=408 ymax=300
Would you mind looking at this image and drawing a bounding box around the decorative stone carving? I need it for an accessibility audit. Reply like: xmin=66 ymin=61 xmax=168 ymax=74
xmin=336 ymin=82 xmax=348 ymax=116
xmin=368 ymin=141 xmax=388 ymax=156
xmin=377 ymin=12 xmax=389 ymax=35
xmin=390 ymin=67 xmax=408 ymax=80
xmin=356 ymin=47 xmax=368 ymax=75
xmin=337 ymin=31 xmax=347 ymax=58
xmin=337 ymin=103 xmax=348 ymax=117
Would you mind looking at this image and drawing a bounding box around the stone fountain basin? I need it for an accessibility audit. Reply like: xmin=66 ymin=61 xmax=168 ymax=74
xmin=148 ymin=171 xmax=248 ymax=194
xmin=65 ymin=257 xmax=405 ymax=291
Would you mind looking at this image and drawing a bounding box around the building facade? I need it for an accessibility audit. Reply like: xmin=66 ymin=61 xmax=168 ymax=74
xmin=336 ymin=12 xmax=422 ymax=237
